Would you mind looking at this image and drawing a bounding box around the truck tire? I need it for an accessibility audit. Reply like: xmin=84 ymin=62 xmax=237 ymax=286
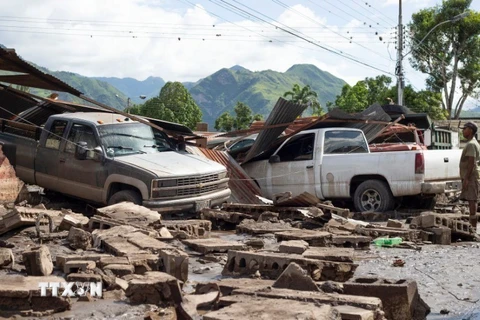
xmin=108 ymin=190 xmax=142 ymax=206
xmin=353 ymin=180 xmax=394 ymax=212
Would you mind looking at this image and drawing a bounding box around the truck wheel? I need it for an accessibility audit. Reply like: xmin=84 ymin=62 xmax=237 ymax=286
xmin=353 ymin=180 xmax=394 ymax=212
xmin=108 ymin=190 xmax=142 ymax=206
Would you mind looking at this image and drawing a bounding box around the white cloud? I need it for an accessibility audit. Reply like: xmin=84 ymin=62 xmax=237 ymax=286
xmin=0 ymin=0 xmax=409 ymax=87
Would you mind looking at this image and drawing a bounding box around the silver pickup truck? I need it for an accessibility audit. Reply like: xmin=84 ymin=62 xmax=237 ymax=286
xmin=0 ymin=112 xmax=231 ymax=212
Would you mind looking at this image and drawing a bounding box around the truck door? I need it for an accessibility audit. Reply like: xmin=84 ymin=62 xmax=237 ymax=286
xmin=320 ymin=130 xmax=369 ymax=198
xmin=35 ymin=120 xmax=68 ymax=191
xmin=268 ymin=132 xmax=316 ymax=197
xmin=57 ymin=123 xmax=105 ymax=203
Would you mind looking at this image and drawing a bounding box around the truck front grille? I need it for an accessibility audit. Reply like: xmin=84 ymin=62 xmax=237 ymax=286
xmin=177 ymin=174 xmax=219 ymax=186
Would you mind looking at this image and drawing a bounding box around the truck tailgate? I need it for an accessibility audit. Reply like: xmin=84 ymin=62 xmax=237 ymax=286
xmin=423 ymin=149 xmax=461 ymax=181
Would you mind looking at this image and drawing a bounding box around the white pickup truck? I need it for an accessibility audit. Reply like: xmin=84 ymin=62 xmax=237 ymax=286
xmin=242 ymin=128 xmax=461 ymax=212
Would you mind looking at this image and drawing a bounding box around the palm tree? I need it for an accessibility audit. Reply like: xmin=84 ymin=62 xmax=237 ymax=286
xmin=283 ymin=84 xmax=323 ymax=115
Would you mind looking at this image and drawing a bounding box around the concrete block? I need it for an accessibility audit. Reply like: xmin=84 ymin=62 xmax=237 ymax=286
xmin=160 ymin=249 xmax=189 ymax=282
xmin=125 ymin=232 xmax=173 ymax=252
xmin=303 ymin=247 xmax=355 ymax=263
xmin=273 ymin=262 xmax=319 ymax=292
xmin=102 ymin=236 xmax=148 ymax=256
xmin=67 ymin=227 xmax=92 ymax=250
xmin=222 ymin=250 xmax=357 ymax=282
xmin=420 ymin=213 xmax=451 ymax=229
xmin=67 ymin=273 xmax=103 ymax=283
xmin=56 ymin=253 xmax=111 ymax=270
xmin=387 ymin=219 xmax=404 ymax=229
xmin=162 ymin=220 xmax=211 ymax=239
xmin=331 ymin=235 xmax=371 ymax=250
xmin=274 ymin=230 xmax=332 ymax=246
xmin=452 ymin=220 xmax=472 ymax=236
xmin=426 ymin=227 xmax=451 ymax=245
xmin=22 ymin=245 xmax=53 ymax=276
xmin=64 ymin=260 xmax=96 ymax=274
xmin=343 ymin=277 xmax=430 ymax=320
xmin=278 ymin=240 xmax=309 ymax=254
xmin=103 ymin=264 xmax=135 ymax=277
xmin=125 ymin=271 xmax=183 ymax=305
xmin=59 ymin=213 xmax=89 ymax=231
xmin=183 ymin=238 xmax=246 ymax=254
xmin=334 ymin=305 xmax=375 ymax=320
xmin=98 ymin=256 xmax=130 ymax=268
xmin=236 ymin=219 xmax=294 ymax=235
xmin=0 ymin=248 xmax=14 ymax=267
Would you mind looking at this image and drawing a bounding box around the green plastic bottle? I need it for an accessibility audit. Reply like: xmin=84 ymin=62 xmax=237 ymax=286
xmin=373 ymin=237 xmax=403 ymax=247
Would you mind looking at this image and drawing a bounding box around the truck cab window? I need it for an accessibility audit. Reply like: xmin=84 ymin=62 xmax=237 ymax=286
xmin=324 ymin=130 xmax=368 ymax=154
xmin=276 ymin=133 xmax=315 ymax=161
xmin=65 ymin=124 xmax=98 ymax=153
xmin=45 ymin=120 xmax=68 ymax=150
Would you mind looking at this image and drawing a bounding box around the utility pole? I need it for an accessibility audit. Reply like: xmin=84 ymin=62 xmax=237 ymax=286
xmin=396 ymin=0 xmax=404 ymax=106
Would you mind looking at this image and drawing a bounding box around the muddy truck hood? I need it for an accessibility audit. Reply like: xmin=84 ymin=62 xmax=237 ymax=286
xmin=115 ymin=151 xmax=226 ymax=177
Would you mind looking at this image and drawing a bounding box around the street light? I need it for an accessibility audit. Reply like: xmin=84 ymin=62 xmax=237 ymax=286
xmin=397 ymin=11 xmax=469 ymax=106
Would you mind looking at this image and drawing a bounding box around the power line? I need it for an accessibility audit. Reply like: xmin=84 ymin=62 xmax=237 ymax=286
xmin=214 ymin=0 xmax=394 ymax=75
xmin=350 ymin=0 xmax=396 ymax=28
xmin=271 ymin=0 xmax=392 ymax=63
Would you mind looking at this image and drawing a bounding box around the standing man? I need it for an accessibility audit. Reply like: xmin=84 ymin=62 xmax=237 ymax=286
xmin=459 ymin=122 xmax=480 ymax=231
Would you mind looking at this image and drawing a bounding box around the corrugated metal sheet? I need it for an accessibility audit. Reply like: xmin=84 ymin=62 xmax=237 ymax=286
xmin=242 ymin=97 xmax=307 ymax=163
xmin=0 ymin=47 xmax=82 ymax=95
xmin=187 ymin=146 xmax=262 ymax=204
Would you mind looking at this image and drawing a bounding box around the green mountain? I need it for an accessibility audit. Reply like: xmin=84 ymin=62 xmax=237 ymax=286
xmin=94 ymin=76 xmax=165 ymax=104
xmin=29 ymin=68 xmax=129 ymax=111
xmin=189 ymin=64 xmax=346 ymax=127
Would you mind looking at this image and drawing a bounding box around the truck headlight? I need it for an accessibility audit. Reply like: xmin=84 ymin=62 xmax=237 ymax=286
xmin=153 ymin=179 xmax=177 ymax=188
xmin=218 ymin=171 xmax=228 ymax=180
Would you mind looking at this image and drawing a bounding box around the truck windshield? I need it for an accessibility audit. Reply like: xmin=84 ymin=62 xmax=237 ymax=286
xmin=98 ymin=123 xmax=173 ymax=157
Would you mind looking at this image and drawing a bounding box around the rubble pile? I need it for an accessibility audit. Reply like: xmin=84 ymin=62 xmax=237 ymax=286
xmin=3 ymin=191 xmax=477 ymax=319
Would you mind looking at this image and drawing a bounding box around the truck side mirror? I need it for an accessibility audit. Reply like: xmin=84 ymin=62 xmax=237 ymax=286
xmin=269 ymin=155 xmax=280 ymax=163
xmin=75 ymin=141 xmax=88 ymax=160
xmin=89 ymin=146 xmax=104 ymax=162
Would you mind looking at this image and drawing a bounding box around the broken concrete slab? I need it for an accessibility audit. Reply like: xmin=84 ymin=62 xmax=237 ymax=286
xmin=200 ymin=208 xmax=253 ymax=229
xmin=159 ymin=249 xmax=189 ymax=282
xmin=56 ymin=253 xmax=112 ymax=271
xmin=59 ymin=212 xmax=90 ymax=231
xmin=387 ymin=219 xmax=404 ymax=229
xmin=98 ymin=256 xmax=130 ymax=268
xmin=66 ymin=273 xmax=103 ymax=283
xmin=0 ymin=247 xmax=14 ymax=268
xmin=356 ymin=227 xmax=419 ymax=242
xmin=23 ymin=245 xmax=53 ymax=276
xmin=0 ymin=207 xmax=62 ymax=235
xmin=179 ymin=291 xmax=220 ymax=319
xmin=162 ymin=220 xmax=212 ymax=239
xmin=0 ymin=274 xmax=71 ymax=316
xmin=102 ymin=289 xmax=126 ymax=301
xmin=64 ymin=260 xmax=96 ymax=274
xmin=96 ymin=202 xmax=162 ymax=226
xmin=125 ymin=271 xmax=183 ymax=305
xmin=223 ymin=250 xmax=357 ymax=282
xmin=102 ymin=236 xmax=149 ymax=256
xmin=237 ymin=219 xmax=294 ymax=235
xmin=273 ymin=262 xmax=319 ymax=292
xmin=229 ymin=287 xmax=384 ymax=316
xmin=197 ymin=278 xmax=275 ymax=297
xmin=331 ymin=235 xmax=371 ymax=250
xmin=204 ymin=297 xmax=341 ymax=320
xmin=303 ymin=247 xmax=355 ymax=263
xmin=278 ymin=240 xmax=309 ymax=254
xmin=125 ymin=231 xmax=174 ymax=252
xmin=182 ymin=238 xmax=246 ymax=254
xmin=335 ymin=305 xmax=376 ymax=320
xmin=275 ymin=229 xmax=331 ymax=246
xmin=67 ymin=227 xmax=92 ymax=250
xmin=103 ymin=263 xmax=135 ymax=277
xmin=343 ymin=277 xmax=430 ymax=320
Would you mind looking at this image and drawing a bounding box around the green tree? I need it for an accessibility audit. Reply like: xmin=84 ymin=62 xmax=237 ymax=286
xmin=408 ymin=0 xmax=480 ymax=119
xmin=283 ymin=84 xmax=323 ymax=115
xmin=328 ymin=75 xmax=447 ymax=120
xmin=233 ymin=101 xmax=253 ymax=130
xmin=215 ymin=112 xmax=235 ymax=132
xmin=136 ymin=82 xmax=202 ymax=129
xmin=253 ymin=114 xmax=264 ymax=121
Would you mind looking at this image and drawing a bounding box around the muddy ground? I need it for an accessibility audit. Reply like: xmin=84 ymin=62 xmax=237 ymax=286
xmin=4 ymin=230 xmax=480 ymax=320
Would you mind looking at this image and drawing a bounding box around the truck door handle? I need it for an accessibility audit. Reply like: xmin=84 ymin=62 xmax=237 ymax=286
xmin=59 ymin=158 xmax=66 ymax=163
xmin=444 ymin=157 xmax=449 ymax=163
xmin=306 ymin=165 xmax=313 ymax=169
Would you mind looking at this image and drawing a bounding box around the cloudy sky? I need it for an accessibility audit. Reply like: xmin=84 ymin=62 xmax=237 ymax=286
xmin=1 ymin=0 xmax=479 ymax=106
